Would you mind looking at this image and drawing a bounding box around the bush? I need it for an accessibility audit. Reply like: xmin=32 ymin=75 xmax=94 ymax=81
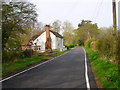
xmin=105 ymin=70 xmax=118 ymax=82
xmin=96 ymin=37 xmax=113 ymax=59
xmin=87 ymin=39 xmax=94 ymax=48
xmin=78 ymin=40 xmax=84 ymax=46
xmin=117 ymin=33 xmax=120 ymax=61
xmin=65 ymin=44 xmax=75 ymax=49
xmin=95 ymin=28 xmax=120 ymax=62
xmin=95 ymin=29 xmax=113 ymax=59
xmin=21 ymin=49 xmax=33 ymax=58
xmin=2 ymin=49 xmax=33 ymax=63
xmin=2 ymin=50 xmax=19 ymax=63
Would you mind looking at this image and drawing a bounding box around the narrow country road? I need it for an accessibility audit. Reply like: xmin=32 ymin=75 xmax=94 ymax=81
xmin=2 ymin=46 xmax=97 ymax=88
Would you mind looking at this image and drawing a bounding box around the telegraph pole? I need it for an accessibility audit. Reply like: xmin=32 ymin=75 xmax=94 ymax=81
xmin=112 ymin=0 xmax=117 ymax=62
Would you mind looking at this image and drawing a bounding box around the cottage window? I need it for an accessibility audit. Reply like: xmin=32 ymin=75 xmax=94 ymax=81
xmin=37 ymin=46 xmax=40 ymax=50
xmin=39 ymin=46 xmax=40 ymax=50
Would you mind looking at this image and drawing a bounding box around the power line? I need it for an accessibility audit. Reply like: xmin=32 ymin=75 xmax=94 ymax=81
xmin=92 ymin=0 xmax=99 ymax=20
xmin=94 ymin=0 xmax=103 ymax=23
xmin=63 ymin=0 xmax=79 ymax=19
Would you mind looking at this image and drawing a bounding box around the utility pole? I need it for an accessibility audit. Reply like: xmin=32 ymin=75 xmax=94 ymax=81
xmin=112 ymin=0 xmax=117 ymax=62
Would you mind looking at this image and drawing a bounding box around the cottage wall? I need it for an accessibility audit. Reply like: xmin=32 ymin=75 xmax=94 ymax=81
xmin=33 ymin=32 xmax=46 ymax=51
xmin=50 ymin=32 xmax=57 ymax=50
xmin=55 ymin=37 xmax=63 ymax=51
xmin=32 ymin=31 xmax=63 ymax=52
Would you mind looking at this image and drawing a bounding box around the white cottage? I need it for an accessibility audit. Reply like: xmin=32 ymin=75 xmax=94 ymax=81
xmin=31 ymin=25 xmax=64 ymax=52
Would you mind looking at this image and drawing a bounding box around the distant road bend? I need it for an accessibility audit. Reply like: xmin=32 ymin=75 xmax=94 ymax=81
xmin=2 ymin=46 xmax=97 ymax=88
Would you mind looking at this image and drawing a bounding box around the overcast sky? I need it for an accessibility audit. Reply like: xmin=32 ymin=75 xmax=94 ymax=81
xmin=29 ymin=0 xmax=120 ymax=29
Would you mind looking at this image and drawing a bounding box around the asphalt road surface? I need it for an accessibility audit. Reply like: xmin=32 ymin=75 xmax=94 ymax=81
xmin=2 ymin=46 xmax=97 ymax=88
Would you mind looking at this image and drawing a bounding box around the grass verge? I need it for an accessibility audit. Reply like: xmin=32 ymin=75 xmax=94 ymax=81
xmin=48 ymin=49 xmax=71 ymax=57
xmin=2 ymin=56 xmax=47 ymax=77
xmin=2 ymin=49 xmax=71 ymax=77
xmin=84 ymin=47 xmax=119 ymax=89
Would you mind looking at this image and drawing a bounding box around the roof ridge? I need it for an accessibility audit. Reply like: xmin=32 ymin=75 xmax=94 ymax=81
xmin=31 ymin=30 xmax=63 ymax=41
xmin=50 ymin=30 xmax=63 ymax=38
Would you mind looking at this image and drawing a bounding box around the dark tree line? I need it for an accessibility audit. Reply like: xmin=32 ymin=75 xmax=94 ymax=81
xmin=2 ymin=2 xmax=37 ymax=50
xmin=2 ymin=2 xmax=38 ymax=62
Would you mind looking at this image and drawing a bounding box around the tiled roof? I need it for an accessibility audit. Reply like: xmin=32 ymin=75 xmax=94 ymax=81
xmin=31 ymin=30 xmax=63 ymax=41
xmin=50 ymin=30 xmax=63 ymax=38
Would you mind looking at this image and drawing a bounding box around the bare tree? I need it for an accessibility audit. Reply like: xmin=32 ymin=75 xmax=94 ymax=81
xmin=52 ymin=20 xmax=61 ymax=33
xmin=62 ymin=21 xmax=74 ymax=45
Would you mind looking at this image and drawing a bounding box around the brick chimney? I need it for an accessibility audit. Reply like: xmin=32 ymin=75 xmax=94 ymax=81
xmin=46 ymin=25 xmax=50 ymax=39
xmin=45 ymin=25 xmax=51 ymax=50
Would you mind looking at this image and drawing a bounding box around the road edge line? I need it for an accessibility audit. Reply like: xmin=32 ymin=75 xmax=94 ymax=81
xmin=0 ymin=50 xmax=71 ymax=82
xmin=82 ymin=47 xmax=90 ymax=89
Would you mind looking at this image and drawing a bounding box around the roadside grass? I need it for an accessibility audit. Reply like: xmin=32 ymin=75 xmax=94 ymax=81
xmin=48 ymin=49 xmax=71 ymax=57
xmin=84 ymin=47 xmax=119 ymax=89
xmin=38 ymin=49 xmax=71 ymax=57
xmin=38 ymin=52 xmax=50 ymax=55
xmin=2 ymin=48 xmax=71 ymax=77
xmin=2 ymin=56 xmax=47 ymax=77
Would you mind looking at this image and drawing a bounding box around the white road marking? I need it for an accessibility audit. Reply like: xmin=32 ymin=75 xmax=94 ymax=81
xmin=0 ymin=50 xmax=71 ymax=82
xmin=82 ymin=47 xmax=90 ymax=89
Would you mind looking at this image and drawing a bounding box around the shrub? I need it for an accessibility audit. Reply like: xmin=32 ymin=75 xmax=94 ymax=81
xmin=21 ymin=49 xmax=33 ymax=58
xmin=117 ymin=32 xmax=120 ymax=61
xmin=95 ymin=39 xmax=101 ymax=51
xmin=2 ymin=49 xmax=33 ymax=63
xmin=65 ymin=44 xmax=75 ymax=49
xmin=87 ymin=39 xmax=94 ymax=48
xmin=95 ymin=28 xmax=120 ymax=62
xmin=2 ymin=50 xmax=19 ymax=63
xmin=95 ymin=29 xmax=113 ymax=59
xmin=96 ymin=38 xmax=113 ymax=59
xmin=78 ymin=40 xmax=84 ymax=46
xmin=105 ymin=70 xmax=118 ymax=82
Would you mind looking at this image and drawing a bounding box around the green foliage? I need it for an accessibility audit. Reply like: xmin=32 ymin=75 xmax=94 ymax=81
xmin=2 ymin=2 xmax=38 ymax=62
xmin=78 ymin=40 xmax=84 ymax=46
xmin=84 ymin=47 xmax=119 ymax=89
xmin=87 ymin=39 xmax=94 ymax=48
xmin=2 ymin=56 xmax=47 ymax=76
xmin=65 ymin=44 xmax=75 ymax=49
xmin=95 ymin=28 xmax=113 ymax=59
xmin=62 ymin=21 xmax=74 ymax=45
xmin=21 ymin=49 xmax=33 ymax=58
xmin=105 ymin=70 xmax=118 ymax=82
xmin=2 ymin=49 xmax=71 ymax=76
xmin=117 ymin=31 xmax=120 ymax=61
xmin=63 ymin=32 xmax=74 ymax=45
xmin=78 ymin=20 xmax=92 ymax=28
xmin=2 ymin=49 xmax=33 ymax=63
xmin=95 ymin=28 xmax=120 ymax=61
xmin=2 ymin=2 xmax=37 ymax=49
xmin=2 ymin=50 xmax=19 ymax=63
xmin=74 ymin=20 xmax=100 ymax=43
